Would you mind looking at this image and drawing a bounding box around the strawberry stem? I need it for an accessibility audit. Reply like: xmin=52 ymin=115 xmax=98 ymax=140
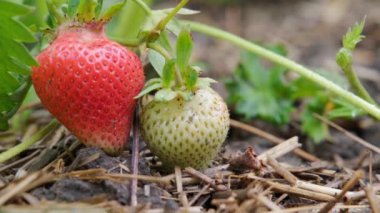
xmin=147 ymin=43 xmax=184 ymax=87
xmin=147 ymin=43 xmax=171 ymax=60
xmin=0 ymin=119 xmax=60 ymax=163
xmin=133 ymin=0 xmax=189 ymax=43
xmin=183 ymin=20 xmax=380 ymax=120
xmin=155 ymin=0 xmax=189 ymax=32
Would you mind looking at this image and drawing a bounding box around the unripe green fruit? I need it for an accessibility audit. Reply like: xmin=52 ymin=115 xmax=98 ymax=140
xmin=140 ymin=88 xmax=230 ymax=170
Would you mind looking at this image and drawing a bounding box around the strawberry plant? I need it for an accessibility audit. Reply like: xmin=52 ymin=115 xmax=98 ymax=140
xmin=225 ymin=46 xmax=360 ymax=143
xmin=138 ymin=29 xmax=230 ymax=170
xmin=226 ymin=19 xmax=375 ymax=143
xmin=0 ymin=0 xmax=379 ymax=169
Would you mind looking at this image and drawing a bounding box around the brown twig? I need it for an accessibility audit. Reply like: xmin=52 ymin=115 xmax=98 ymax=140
xmin=266 ymin=156 xmax=298 ymax=185
xmin=365 ymin=185 xmax=380 ymax=213
xmin=0 ymin=171 xmax=55 ymax=205
xmin=230 ymin=119 xmax=320 ymax=162
xmin=369 ymin=151 xmax=373 ymax=185
xmin=314 ymin=114 xmax=380 ymax=154
xmin=0 ymin=150 xmax=40 ymax=173
xmin=184 ymin=167 xmax=227 ymax=191
xmin=262 ymin=180 xmax=335 ymax=202
xmin=253 ymin=193 xmax=281 ymax=211
xmin=188 ymin=184 xmax=210 ymax=206
xmin=266 ymin=204 xmax=370 ymax=213
xmin=295 ymin=180 xmax=368 ymax=200
xmin=318 ymin=170 xmax=364 ymax=213
xmin=175 ymin=167 xmax=189 ymax=209
xmin=257 ymin=136 xmax=300 ymax=162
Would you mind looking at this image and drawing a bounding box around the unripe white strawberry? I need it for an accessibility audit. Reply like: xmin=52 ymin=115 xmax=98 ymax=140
xmin=137 ymin=28 xmax=230 ymax=170
xmin=140 ymin=88 xmax=229 ymax=169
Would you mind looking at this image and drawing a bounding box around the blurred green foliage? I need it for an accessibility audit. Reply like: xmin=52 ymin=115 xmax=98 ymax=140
xmin=225 ymin=44 xmax=363 ymax=143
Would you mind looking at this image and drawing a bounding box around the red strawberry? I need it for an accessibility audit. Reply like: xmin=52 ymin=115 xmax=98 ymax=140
xmin=32 ymin=23 xmax=145 ymax=154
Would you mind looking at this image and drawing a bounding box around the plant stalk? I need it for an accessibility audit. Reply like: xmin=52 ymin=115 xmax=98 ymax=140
xmin=0 ymin=119 xmax=59 ymax=163
xmin=341 ymin=63 xmax=376 ymax=104
xmin=182 ymin=20 xmax=380 ymax=120
xmin=156 ymin=0 xmax=189 ymax=31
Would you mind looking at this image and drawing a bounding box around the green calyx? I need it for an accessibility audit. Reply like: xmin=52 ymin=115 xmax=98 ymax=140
xmin=136 ymin=28 xmax=216 ymax=102
xmin=46 ymin=0 xmax=126 ymax=28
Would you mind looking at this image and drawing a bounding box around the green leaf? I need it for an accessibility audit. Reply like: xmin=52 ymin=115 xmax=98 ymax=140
xmin=196 ymin=77 xmax=217 ymax=89
xmin=0 ymin=70 xmax=20 ymax=93
xmin=19 ymin=0 xmax=49 ymax=29
xmin=0 ymin=37 xmax=38 ymax=66
xmin=327 ymin=98 xmax=363 ymax=119
xmin=155 ymin=88 xmax=177 ymax=102
xmin=0 ymin=16 xmax=36 ymax=42
xmin=67 ymin=0 xmax=80 ymax=18
xmin=0 ymin=79 xmax=31 ymax=131
xmin=144 ymin=78 xmax=163 ymax=87
xmin=95 ymin=0 xmax=103 ymax=18
xmin=157 ymin=31 xmax=173 ymax=53
xmin=160 ymin=8 xmax=200 ymax=15
xmin=300 ymin=96 xmax=329 ymax=143
xmin=301 ymin=112 xmax=328 ymax=144
xmin=0 ymin=1 xmax=36 ymax=130
xmin=342 ymin=18 xmax=365 ymax=51
xmin=135 ymin=81 xmax=163 ymax=99
xmin=148 ymin=49 xmax=165 ymax=77
xmin=0 ymin=0 xmax=32 ymax=17
xmin=100 ymin=0 xmax=126 ymax=21
xmin=0 ymin=117 xmax=9 ymax=131
xmin=162 ymin=59 xmax=176 ymax=88
xmin=184 ymin=66 xmax=198 ymax=89
xmin=77 ymin=0 xmax=98 ymax=22
xmin=176 ymin=28 xmax=193 ymax=75
xmin=166 ymin=18 xmax=182 ymax=36
xmin=225 ymin=45 xmax=292 ymax=125
xmin=177 ymin=91 xmax=192 ymax=101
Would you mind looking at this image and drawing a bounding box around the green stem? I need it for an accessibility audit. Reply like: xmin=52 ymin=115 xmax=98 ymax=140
xmin=182 ymin=20 xmax=380 ymax=120
xmin=109 ymin=36 xmax=142 ymax=47
xmin=342 ymin=63 xmax=376 ymax=105
xmin=130 ymin=0 xmax=152 ymax=15
xmin=156 ymin=0 xmax=189 ymax=31
xmin=147 ymin=43 xmax=171 ymax=60
xmin=147 ymin=43 xmax=184 ymax=87
xmin=111 ymin=0 xmax=152 ymax=44
xmin=0 ymin=119 xmax=59 ymax=163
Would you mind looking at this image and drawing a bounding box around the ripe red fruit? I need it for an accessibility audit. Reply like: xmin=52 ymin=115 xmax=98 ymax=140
xmin=32 ymin=23 xmax=145 ymax=154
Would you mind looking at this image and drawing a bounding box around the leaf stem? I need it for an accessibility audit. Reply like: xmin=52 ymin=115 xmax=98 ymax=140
xmin=341 ymin=63 xmax=376 ymax=104
xmin=147 ymin=43 xmax=171 ymax=60
xmin=0 ymin=119 xmax=59 ymax=163
xmin=147 ymin=43 xmax=184 ymax=87
xmin=182 ymin=20 xmax=380 ymax=120
xmin=156 ymin=0 xmax=189 ymax=31
xmin=109 ymin=36 xmax=142 ymax=47
xmin=130 ymin=0 xmax=152 ymax=15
